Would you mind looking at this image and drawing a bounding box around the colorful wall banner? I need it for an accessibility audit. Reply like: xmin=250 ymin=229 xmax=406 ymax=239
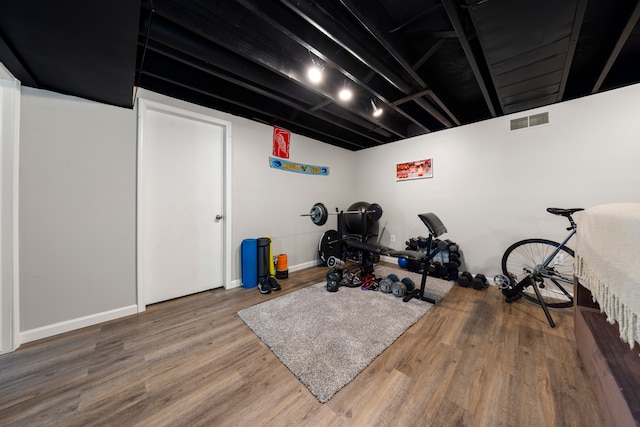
xmin=396 ymin=158 xmax=433 ymax=181
xmin=269 ymin=157 xmax=329 ymax=176
xmin=272 ymin=126 xmax=290 ymax=159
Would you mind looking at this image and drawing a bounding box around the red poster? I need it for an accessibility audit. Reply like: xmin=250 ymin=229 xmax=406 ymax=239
xmin=273 ymin=126 xmax=290 ymax=159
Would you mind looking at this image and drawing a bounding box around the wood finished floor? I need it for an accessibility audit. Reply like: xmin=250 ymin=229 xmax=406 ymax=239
xmin=0 ymin=263 xmax=604 ymax=426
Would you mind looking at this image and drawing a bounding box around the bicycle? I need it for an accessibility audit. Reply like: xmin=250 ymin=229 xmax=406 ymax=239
xmin=495 ymin=207 xmax=583 ymax=327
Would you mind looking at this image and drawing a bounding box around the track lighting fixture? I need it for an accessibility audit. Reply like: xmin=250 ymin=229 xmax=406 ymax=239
xmin=371 ymin=99 xmax=383 ymax=117
xmin=338 ymin=81 xmax=352 ymax=101
xmin=307 ymin=60 xmax=323 ymax=84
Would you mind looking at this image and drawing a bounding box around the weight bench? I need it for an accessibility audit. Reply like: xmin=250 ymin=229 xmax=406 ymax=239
xmin=345 ymin=212 xmax=448 ymax=304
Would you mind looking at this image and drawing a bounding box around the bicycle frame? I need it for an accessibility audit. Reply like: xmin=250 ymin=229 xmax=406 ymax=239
xmin=533 ymin=228 xmax=576 ymax=285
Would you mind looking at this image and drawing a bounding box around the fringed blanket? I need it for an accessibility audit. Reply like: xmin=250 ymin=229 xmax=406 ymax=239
xmin=575 ymin=203 xmax=640 ymax=351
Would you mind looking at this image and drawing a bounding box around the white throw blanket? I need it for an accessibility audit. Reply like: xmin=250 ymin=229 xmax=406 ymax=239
xmin=575 ymin=203 xmax=640 ymax=351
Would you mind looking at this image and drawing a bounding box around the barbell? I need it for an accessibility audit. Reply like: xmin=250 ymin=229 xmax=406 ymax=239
xmin=301 ymin=202 xmax=383 ymax=226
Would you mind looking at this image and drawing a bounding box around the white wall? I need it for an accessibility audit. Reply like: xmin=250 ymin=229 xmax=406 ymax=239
xmin=19 ymin=88 xmax=137 ymax=336
xmin=355 ymin=84 xmax=640 ymax=277
xmin=17 ymin=87 xmax=355 ymax=340
xmin=135 ymin=90 xmax=356 ymax=278
xmin=16 ymin=81 xmax=640 ymax=343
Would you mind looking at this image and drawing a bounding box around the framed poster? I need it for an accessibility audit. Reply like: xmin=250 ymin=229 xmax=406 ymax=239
xmin=396 ymin=158 xmax=432 ymax=181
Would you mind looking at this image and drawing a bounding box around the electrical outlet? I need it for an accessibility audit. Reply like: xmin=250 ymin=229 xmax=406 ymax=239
xmin=390 ymin=235 xmax=396 ymax=243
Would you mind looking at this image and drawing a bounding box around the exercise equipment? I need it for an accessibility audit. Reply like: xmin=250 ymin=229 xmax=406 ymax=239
xmin=471 ymin=274 xmax=489 ymax=290
xmin=326 ymin=269 xmax=341 ymax=292
xmin=241 ymin=238 xmax=258 ymax=288
xmin=318 ymin=230 xmax=343 ymax=264
xmin=398 ymin=257 xmax=409 ymax=268
xmin=302 ymin=201 xmax=383 ymax=227
xmin=257 ymin=237 xmax=281 ymax=294
xmin=276 ymin=253 xmax=288 ymax=279
xmin=379 ymin=274 xmax=400 ymax=293
xmin=458 ymin=271 xmax=472 ymax=287
xmin=392 ymin=277 xmax=415 ymax=298
xmin=395 ymin=212 xmax=449 ymax=304
xmin=343 ymin=202 xmax=383 ymax=234
xmin=266 ymin=235 xmax=276 ymax=277
xmin=327 ymin=256 xmax=345 ymax=269
xmin=305 ymin=202 xmax=329 ymax=226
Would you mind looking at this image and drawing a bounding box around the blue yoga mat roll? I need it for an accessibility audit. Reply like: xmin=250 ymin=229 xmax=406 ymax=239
xmin=241 ymin=238 xmax=258 ymax=288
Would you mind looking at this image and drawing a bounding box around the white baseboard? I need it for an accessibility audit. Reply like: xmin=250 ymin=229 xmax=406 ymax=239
xmin=20 ymin=305 xmax=138 ymax=344
xmin=227 ymin=260 xmax=322 ymax=289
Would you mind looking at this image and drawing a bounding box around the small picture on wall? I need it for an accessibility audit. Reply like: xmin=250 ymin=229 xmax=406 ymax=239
xmin=396 ymin=158 xmax=432 ymax=181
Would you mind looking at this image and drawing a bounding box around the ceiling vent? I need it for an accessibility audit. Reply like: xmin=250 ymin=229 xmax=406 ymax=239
xmin=510 ymin=111 xmax=549 ymax=130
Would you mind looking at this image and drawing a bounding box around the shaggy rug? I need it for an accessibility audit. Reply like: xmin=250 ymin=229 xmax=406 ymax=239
xmin=237 ymin=265 xmax=453 ymax=403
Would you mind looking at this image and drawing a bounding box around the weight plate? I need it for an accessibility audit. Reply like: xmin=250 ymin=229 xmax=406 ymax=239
xmin=401 ymin=277 xmax=415 ymax=292
xmin=379 ymin=278 xmax=393 ymax=293
xmin=310 ymin=202 xmax=328 ymax=226
xmin=391 ymin=282 xmax=407 ymax=297
xmin=318 ymin=230 xmax=341 ymax=264
xmin=368 ymin=203 xmax=383 ymax=221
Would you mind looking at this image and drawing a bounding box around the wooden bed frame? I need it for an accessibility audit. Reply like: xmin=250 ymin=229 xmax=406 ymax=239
xmin=574 ymin=277 xmax=640 ymax=427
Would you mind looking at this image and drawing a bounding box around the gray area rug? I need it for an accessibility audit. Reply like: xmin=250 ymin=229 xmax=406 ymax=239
xmin=237 ymin=265 xmax=453 ymax=403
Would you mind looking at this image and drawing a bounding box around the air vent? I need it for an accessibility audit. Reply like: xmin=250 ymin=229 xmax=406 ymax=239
xmin=510 ymin=111 xmax=549 ymax=130
xmin=510 ymin=117 xmax=529 ymax=130
xmin=529 ymin=112 xmax=549 ymax=127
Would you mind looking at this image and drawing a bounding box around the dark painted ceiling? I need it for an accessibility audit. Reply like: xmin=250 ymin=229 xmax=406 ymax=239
xmin=1 ymin=0 xmax=639 ymax=150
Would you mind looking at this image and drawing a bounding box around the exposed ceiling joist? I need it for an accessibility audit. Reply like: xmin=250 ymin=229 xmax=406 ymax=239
xmin=592 ymin=0 xmax=640 ymax=93
xmin=1 ymin=0 xmax=639 ymax=151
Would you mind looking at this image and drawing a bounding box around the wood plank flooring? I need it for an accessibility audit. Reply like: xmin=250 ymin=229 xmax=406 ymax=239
xmin=0 ymin=263 xmax=604 ymax=426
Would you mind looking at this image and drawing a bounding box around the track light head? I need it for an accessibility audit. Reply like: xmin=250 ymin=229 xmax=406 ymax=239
xmin=371 ymin=99 xmax=383 ymax=117
xmin=307 ymin=61 xmax=323 ymax=84
xmin=339 ymin=80 xmax=352 ymax=101
xmin=339 ymin=87 xmax=352 ymax=101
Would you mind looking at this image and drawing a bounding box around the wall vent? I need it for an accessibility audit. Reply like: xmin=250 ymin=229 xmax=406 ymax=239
xmin=510 ymin=117 xmax=529 ymax=130
xmin=510 ymin=111 xmax=549 ymax=130
xmin=529 ymin=112 xmax=549 ymax=127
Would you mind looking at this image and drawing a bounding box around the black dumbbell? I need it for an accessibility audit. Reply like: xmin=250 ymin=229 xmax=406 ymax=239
xmin=444 ymin=262 xmax=459 ymax=281
xmin=326 ymin=269 xmax=341 ymax=292
xmin=477 ymin=274 xmax=489 ymax=289
xmin=458 ymin=271 xmax=473 ymax=287
xmin=471 ymin=274 xmax=489 ymax=290
xmin=436 ymin=264 xmax=449 ymax=278
xmin=379 ymin=274 xmax=400 ymax=293
xmin=449 ymin=252 xmax=461 ymax=265
xmin=392 ymin=277 xmax=415 ymax=297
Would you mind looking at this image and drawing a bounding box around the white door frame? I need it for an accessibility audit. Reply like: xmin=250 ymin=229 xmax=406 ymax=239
xmin=0 ymin=74 xmax=21 ymax=353
xmin=136 ymin=98 xmax=232 ymax=312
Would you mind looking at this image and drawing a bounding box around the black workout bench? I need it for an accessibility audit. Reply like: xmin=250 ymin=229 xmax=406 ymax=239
xmin=345 ymin=212 xmax=448 ymax=304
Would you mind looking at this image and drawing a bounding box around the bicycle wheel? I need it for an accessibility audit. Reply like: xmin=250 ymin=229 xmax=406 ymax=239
xmin=501 ymin=239 xmax=574 ymax=308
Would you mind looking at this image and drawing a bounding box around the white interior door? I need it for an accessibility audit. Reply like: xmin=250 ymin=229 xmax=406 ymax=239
xmin=138 ymin=100 xmax=227 ymax=305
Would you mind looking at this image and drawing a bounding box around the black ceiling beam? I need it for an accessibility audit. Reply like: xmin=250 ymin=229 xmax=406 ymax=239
xmin=338 ymin=0 xmax=455 ymax=128
xmin=140 ymin=43 xmax=393 ymax=145
xmin=389 ymin=4 xmax=442 ymax=34
xmin=230 ymin=0 xmax=432 ymax=134
xmin=143 ymin=11 xmax=407 ymax=140
xmin=591 ymin=0 xmax=640 ymax=93
xmin=413 ymin=39 xmax=446 ymax=71
xmin=277 ymin=0 xmax=414 ymax=94
xmin=441 ymin=0 xmax=497 ymax=117
xmin=427 ymin=92 xmax=462 ymax=126
xmin=392 ymin=90 xmax=432 ymax=106
xmin=558 ymin=0 xmax=588 ymax=101
xmin=339 ymin=0 xmax=426 ymax=88
xmin=138 ymin=70 xmax=370 ymax=150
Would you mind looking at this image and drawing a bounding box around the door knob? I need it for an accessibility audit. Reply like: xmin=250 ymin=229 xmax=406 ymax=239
xmin=215 ymin=214 xmax=223 ymax=220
